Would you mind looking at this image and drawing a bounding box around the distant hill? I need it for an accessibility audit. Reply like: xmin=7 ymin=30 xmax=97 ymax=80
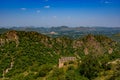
xmin=0 ymin=30 xmax=120 ymax=80
xmin=9 ymin=26 xmax=120 ymax=39
xmin=1 ymin=26 xmax=120 ymax=40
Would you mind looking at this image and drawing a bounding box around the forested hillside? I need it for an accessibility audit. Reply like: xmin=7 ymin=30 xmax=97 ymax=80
xmin=0 ymin=30 xmax=120 ymax=80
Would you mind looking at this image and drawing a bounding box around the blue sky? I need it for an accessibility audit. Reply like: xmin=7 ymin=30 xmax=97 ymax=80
xmin=0 ymin=0 xmax=120 ymax=27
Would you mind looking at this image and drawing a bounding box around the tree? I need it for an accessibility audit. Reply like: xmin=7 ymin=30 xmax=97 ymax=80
xmin=79 ymin=54 xmax=102 ymax=79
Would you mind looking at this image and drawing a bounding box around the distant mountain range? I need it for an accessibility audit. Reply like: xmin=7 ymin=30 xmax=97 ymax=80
xmin=0 ymin=26 xmax=120 ymax=41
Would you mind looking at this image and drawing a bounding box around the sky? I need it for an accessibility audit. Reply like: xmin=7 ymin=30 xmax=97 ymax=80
xmin=0 ymin=0 xmax=120 ymax=27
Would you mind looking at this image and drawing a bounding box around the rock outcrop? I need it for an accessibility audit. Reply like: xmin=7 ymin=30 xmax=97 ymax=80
xmin=0 ymin=30 xmax=19 ymax=47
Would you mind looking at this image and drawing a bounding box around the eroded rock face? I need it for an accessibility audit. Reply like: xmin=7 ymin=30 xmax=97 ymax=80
xmin=6 ymin=31 xmax=18 ymax=40
xmin=6 ymin=31 xmax=19 ymax=47
xmin=84 ymin=48 xmax=89 ymax=55
xmin=84 ymin=35 xmax=104 ymax=55
xmin=108 ymin=48 xmax=113 ymax=54
xmin=72 ymin=35 xmax=116 ymax=55
xmin=73 ymin=40 xmax=83 ymax=48
xmin=0 ymin=38 xmax=5 ymax=46
xmin=0 ymin=31 xmax=19 ymax=47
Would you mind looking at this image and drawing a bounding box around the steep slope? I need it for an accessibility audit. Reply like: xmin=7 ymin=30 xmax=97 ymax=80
xmin=0 ymin=31 xmax=119 ymax=80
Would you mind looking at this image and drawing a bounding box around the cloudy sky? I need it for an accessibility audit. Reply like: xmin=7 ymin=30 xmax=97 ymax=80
xmin=0 ymin=0 xmax=120 ymax=27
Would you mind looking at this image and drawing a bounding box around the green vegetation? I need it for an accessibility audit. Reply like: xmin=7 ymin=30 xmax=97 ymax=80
xmin=0 ymin=30 xmax=120 ymax=80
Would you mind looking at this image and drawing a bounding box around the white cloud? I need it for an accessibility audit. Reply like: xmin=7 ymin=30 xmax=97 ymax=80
xmin=36 ymin=10 xmax=41 ymax=13
xmin=20 ymin=8 xmax=27 ymax=11
xmin=44 ymin=5 xmax=50 ymax=8
xmin=104 ymin=1 xmax=112 ymax=4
